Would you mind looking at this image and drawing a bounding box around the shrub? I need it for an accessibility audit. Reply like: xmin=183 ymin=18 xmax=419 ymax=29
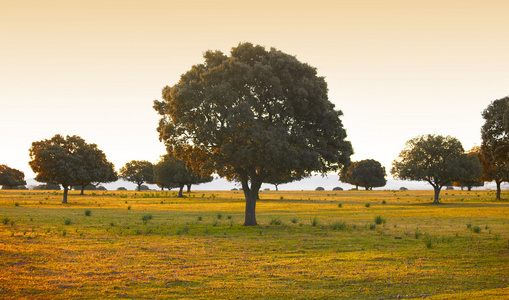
xmin=369 ymin=224 xmax=376 ymax=230
xmin=315 ymin=187 xmax=325 ymax=191
xmin=374 ymin=215 xmax=386 ymax=225
xmin=2 ymin=217 xmax=9 ymax=225
xmin=311 ymin=217 xmax=319 ymax=227
xmin=84 ymin=209 xmax=91 ymax=216
xmin=382 ymin=200 xmax=386 ymax=205
xmin=472 ymin=225 xmax=481 ymax=233
xmin=197 ymin=216 xmax=203 ymax=221
xmin=227 ymin=215 xmax=232 ymax=220
xmin=142 ymin=214 xmax=153 ymax=224
xmin=64 ymin=218 xmax=72 ymax=225
xmin=365 ymin=202 xmax=370 ymax=208
xmin=291 ymin=218 xmax=298 ymax=224
xmin=415 ymin=228 xmax=422 ymax=239
xmin=127 ymin=206 xmax=131 ymax=210
xmin=424 ymin=234 xmax=433 ymax=249
xmin=330 ymin=221 xmax=347 ymax=231
xmin=337 ymin=203 xmax=342 ymax=208
xmin=217 ymin=213 xmax=223 ymax=219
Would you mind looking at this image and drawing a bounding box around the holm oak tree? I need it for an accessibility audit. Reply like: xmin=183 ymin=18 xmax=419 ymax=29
xmin=154 ymin=43 xmax=352 ymax=225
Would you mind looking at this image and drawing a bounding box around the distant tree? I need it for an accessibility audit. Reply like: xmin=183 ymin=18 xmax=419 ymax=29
xmin=73 ymin=142 xmax=117 ymax=195
xmin=33 ymin=183 xmax=61 ymax=190
xmin=117 ymin=187 xmax=127 ymax=191
xmin=153 ymin=156 xmax=208 ymax=197
xmin=119 ymin=160 xmax=154 ymax=191
xmin=0 ymin=165 xmax=26 ymax=189
xmin=332 ymin=187 xmax=343 ymax=191
xmin=340 ymin=159 xmax=386 ymax=190
xmin=29 ymin=135 xmax=116 ymax=202
xmin=186 ymin=170 xmax=214 ymax=193
xmin=480 ymin=97 xmax=509 ymax=200
xmin=154 ymin=42 xmax=352 ymax=225
xmin=452 ymin=149 xmax=483 ymax=191
xmin=391 ymin=135 xmax=465 ymax=204
xmin=29 ymin=135 xmax=84 ymax=203
xmin=315 ymin=186 xmax=325 ymax=191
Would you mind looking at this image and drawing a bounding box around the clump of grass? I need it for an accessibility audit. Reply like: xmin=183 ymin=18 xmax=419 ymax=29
xmin=15 ymin=202 xmax=19 ymax=207
xmin=280 ymin=196 xmax=284 ymax=200
xmin=227 ymin=215 xmax=232 ymax=220
xmin=471 ymin=225 xmax=481 ymax=233
xmin=217 ymin=213 xmax=223 ymax=219
xmin=62 ymin=230 xmax=67 ymax=237
xmin=374 ymin=215 xmax=386 ymax=225
xmin=311 ymin=217 xmax=319 ymax=227
xmin=127 ymin=206 xmax=131 ymax=210
xmin=337 ymin=203 xmax=342 ymax=208
xmin=382 ymin=200 xmax=386 ymax=205
xmin=270 ymin=218 xmax=282 ymax=225
xmin=142 ymin=214 xmax=153 ymax=224
xmin=467 ymin=222 xmax=472 ymax=229
xmin=2 ymin=217 xmax=9 ymax=225
xmin=291 ymin=218 xmax=298 ymax=224
xmin=369 ymin=224 xmax=376 ymax=230
xmin=330 ymin=221 xmax=347 ymax=231
xmin=176 ymin=226 xmax=190 ymax=235
xmin=84 ymin=209 xmax=91 ymax=216
xmin=424 ymin=233 xmax=433 ymax=249
xmin=64 ymin=218 xmax=72 ymax=225
xmin=415 ymin=228 xmax=422 ymax=239
xmin=110 ymin=222 xmax=115 ymax=227
xmin=197 ymin=216 xmax=203 ymax=221
xmin=365 ymin=202 xmax=370 ymax=208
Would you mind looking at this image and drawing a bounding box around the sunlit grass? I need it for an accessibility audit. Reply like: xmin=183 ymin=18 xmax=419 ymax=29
xmin=0 ymin=189 xmax=508 ymax=299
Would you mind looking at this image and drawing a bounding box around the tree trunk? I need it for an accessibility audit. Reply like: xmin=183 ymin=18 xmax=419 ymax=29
xmin=242 ymin=180 xmax=262 ymax=226
xmin=496 ymin=180 xmax=501 ymax=200
xmin=80 ymin=185 xmax=85 ymax=195
xmin=137 ymin=183 xmax=142 ymax=191
xmin=467 ymin=186 xmax=472 ymax=192
xmin=275 ymin=184 xmax=279 ymax=191
xmin=178 ymin=185 xmax=184 ymax=197
xmin=62 ymin=185 xmax=69 ymax=204
xmin=187 ymin=184 xmax=192 ymax=193
xmin=433 ymin=186 xmax=441 ymax=204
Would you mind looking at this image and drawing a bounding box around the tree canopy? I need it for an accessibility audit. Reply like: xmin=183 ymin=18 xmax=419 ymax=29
xmin=339 ymin=159 xmax=386 ymax=190
xmin=28 ymin=134 xmax=117 ymax=203
xmin=480 ymin=96 xmax=509 ymax=200
xmin=0 ymin=165 xmax=26 ymax=189
xmin=391 ymin=134 xmax=465 ymax=204
xmin=153 ymin=156 xmax=193 ymax=197
xmin=154 ymin=42 xmax=353 ymax=225
xmin=119 ymin=160 xmax=154 ymax=191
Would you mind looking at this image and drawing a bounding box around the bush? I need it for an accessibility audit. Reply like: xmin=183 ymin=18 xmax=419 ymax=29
xmin=337 ymin=203 xmax=342 ymax=208
xmin=84 ymin=209 xmax=91 ymax=216
xmin=472 ymin=225 xmax=481 ymax=233
xmin=382 ymin=200 xmax=386 ymax=205
xmin=330 ymin=221 xmax=347 ymax=230
xmin=311 ymin=217 xmax=319 ymax=227
xmin=374 ymin=215 xmax=386 ymax=225
xmin=117 ymin=187 xmax=127 ymax=191
xmin=399 ymin=187 xmax=408 ymax=191
xmin=332 ymin=187 xmax=343 ymax=191
xmin=315 ymin=187 xmax=325 ymax=191
xmin=365 ymin=202 xmax=370 ymax=208
xmin=64 ymin=218 xmax=72 ymax=225
xmin=291 ymin=218 xmax=298 ymax=224
xmin=142 ymin=214 xmax=153 ymax=224
xmin=217 ymin=213 xmax=223 ymax=219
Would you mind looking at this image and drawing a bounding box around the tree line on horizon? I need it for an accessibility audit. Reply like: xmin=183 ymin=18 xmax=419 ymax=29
xmin=0 ymin=43 xmax=507 ymax=225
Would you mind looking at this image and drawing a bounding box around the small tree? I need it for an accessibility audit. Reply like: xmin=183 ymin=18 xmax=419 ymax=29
xmin=154 ymin=43 xmax=352 ymax=225
xmin=339 ymin=159 xmax=386 ymax=190
xmin=452 ymin=149 xmax=483 ymax=191
xmin=119 ymin=160 xmax=154 ymax=191
xmin=391 ymin=135 xmax=465 ymax=204
xmin=73 ymin=141 xmax=117 ymax=195
xmin=480 ymin=97 xmax=509 ymax=200
xmin=0 ymin=165 xmax=26 ymax=189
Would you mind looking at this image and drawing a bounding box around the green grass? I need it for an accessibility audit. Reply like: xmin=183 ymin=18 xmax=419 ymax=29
xmin=0 ymin=189 xmax=508 ymax=299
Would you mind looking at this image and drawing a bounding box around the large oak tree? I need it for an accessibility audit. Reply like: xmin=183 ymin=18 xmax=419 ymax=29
xmin=154 ymin=43 xmax=352 ymax=225
xmin=391 ymin=135 xmax=465 ymax=204
xmin=480 ymin=96 xmax=509 ymax=200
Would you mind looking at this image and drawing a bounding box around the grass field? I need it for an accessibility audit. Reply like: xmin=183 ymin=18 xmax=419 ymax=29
xmin=0 ymin=189 xmax=508 ymax=299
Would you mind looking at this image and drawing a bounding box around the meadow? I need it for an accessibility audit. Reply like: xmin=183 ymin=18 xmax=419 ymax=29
xmin=0 ymin=188 xmax=508 ymax=299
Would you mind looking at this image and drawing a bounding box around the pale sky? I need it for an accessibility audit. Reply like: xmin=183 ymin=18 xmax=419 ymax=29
xmin=1 ymin=0 xmax=508 ymax=186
